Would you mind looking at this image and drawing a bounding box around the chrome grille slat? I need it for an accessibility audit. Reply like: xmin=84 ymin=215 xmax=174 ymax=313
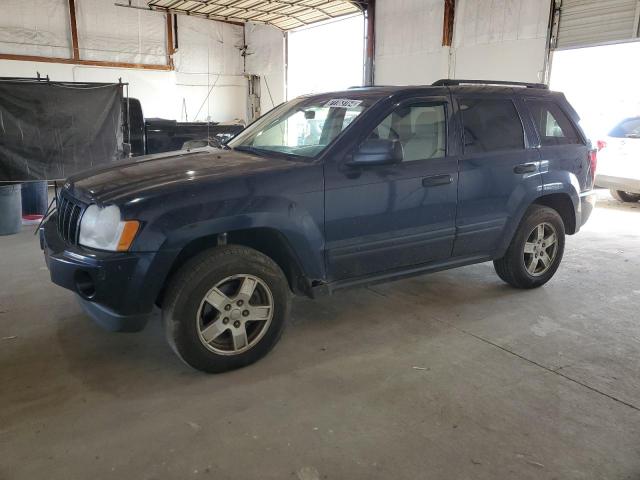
xmin=57 ymin=193 xmax=85 ymax=246
xmin=69 ymin=205 xmax=81 ymax=243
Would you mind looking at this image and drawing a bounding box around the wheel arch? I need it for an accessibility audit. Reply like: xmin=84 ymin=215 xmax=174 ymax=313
xmin=533 ymin=193 xmax=577 ymax=234
xmin=495 ymin=190 xmax=577 ymax=259
xmin=156 ymin=227 xmax=313 ymax=308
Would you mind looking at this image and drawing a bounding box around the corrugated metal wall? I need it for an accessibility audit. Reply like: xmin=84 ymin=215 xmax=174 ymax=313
xmin=555 ymin=0 xmax=640 ymax=49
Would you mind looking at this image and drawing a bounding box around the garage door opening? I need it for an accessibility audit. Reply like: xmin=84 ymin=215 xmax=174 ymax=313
xmin=550 ymin=41 xmax=640 ymax=142
xmin=287 ymin=15 xmax=365 ymax=100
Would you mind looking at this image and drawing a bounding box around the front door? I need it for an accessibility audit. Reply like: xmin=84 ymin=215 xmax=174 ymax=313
xmin=324 ymin=97 xmax=459 ymax=281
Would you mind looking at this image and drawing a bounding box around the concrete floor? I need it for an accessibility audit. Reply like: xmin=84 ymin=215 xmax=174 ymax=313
xmin=1 ymin=189 xmax=640 ymax=479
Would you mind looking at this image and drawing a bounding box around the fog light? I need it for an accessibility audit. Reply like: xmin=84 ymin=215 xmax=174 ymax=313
xmin=74 ymin=270 xmax=96 ymax=299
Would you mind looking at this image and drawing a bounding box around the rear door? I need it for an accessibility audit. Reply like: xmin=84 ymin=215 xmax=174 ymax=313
xmin=324 ymin=96 xmax=459 ymax=280
xmin=452 ymin=95 xmax=542 ymax=257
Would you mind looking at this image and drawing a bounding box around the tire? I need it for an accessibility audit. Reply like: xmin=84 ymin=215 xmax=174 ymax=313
xmin=494 ymin=205 xmax=565 ymax=289
xmin=610 ymin=189 xmax=640 ymax=203
xmin=163 ymin=245 xmax=290 ymax=373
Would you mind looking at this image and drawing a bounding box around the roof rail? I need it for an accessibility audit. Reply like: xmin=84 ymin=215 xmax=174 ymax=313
xmin=432 ymin=79 xmax=548 ymax=89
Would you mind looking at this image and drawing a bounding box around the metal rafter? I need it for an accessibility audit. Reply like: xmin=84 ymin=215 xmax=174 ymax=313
xmin=143 ymin=0 xmax=366 ymax=29
xmin=189 ymin=2 xmax=316 ymax=26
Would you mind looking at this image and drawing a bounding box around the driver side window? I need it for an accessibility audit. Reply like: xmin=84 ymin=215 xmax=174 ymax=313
xmin=367 ymin=103 xmax=447 ymax=162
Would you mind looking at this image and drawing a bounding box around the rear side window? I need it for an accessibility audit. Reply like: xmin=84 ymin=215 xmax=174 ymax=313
xmin=609 ymin=117 xmax=640 ymax=138
xmin=527 ymin=100 xmax=583 ymax=146
xmin=458 ymin=98 xmax=524 ymax=154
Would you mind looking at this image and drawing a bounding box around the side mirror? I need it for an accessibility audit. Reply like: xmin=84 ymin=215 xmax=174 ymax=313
xmin=348 ymin=138 xmax=403 ymax=166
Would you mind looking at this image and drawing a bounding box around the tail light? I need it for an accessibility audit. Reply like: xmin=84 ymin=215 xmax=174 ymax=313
xmin=588 ymin=149 xmax=598 ymax=184
xmin=596 ymin=140 xmax=607 ymax=151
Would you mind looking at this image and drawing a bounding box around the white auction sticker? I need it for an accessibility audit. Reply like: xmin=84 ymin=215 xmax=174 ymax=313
xmin=324 ymin=99 xmax=363 ymax=108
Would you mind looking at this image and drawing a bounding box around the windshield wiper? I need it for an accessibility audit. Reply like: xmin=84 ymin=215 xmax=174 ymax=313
xmin=233 ymin=145 xmax=270 ymax=157
xmin=207 ymin=136 xmax=230 ymax=149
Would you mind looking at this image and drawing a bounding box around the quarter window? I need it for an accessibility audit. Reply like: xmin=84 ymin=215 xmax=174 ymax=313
xmin=527 ymin=100 xmax=582 ymax=146
xmin=459 ymin=98 xmax=524 ymax=154
xmin=366 ymin=103 xmax=447 ymax=162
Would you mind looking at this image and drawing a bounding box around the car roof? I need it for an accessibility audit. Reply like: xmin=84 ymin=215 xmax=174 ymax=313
xmin=301 ymin=82 xmax=562 ymax=101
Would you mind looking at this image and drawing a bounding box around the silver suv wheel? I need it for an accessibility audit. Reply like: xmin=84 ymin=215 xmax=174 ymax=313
xmin=523 ymin=222 xmax=558 ymax=277
xmin=196 ymin=274 xmax=274 ymax=355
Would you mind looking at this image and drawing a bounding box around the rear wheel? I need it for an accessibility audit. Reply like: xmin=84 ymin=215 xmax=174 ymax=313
xmin=494 ymin=205 xmax=565 ymax=289
xmin=610 ymin=189 xmax=640 ymax=203
xmin=163 ymin=245 xmax=290 ymax=373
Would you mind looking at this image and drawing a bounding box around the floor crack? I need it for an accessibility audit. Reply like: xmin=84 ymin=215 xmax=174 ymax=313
xmin=436 ymin=318 xmax=640 ymax=413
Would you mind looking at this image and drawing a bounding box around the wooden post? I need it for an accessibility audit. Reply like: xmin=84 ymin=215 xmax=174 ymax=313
xmin=68 ymin=0 xmax=80 ymax=60
xmin=364 ymin=0 xmax=375 ymax=86
xmin=166 ymin=13 xmax=175 ymax=68
xmin=442 ymin=0 xmax=456 ymax=47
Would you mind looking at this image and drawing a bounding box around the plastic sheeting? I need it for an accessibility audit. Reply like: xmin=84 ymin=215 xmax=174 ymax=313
xmin=175 ymin=16 xmax=244 ymax=75
xmin=245 ymin=23 xmax=285 ymax=111
xmin=171 ymin=16 xmax=247 ymax=122
xmin=0 ymin=80 xmax=124 ymax=182
xmin=374 ymin=0 xmax=551 ymax=85
xmin=451 ymin=0 xmax=551 ymax=82
xmin=0 ymin=0 xmax=71 ymax=58
xmin=76 ymin=0 xmax=167 ymax=65
xmin=453 ymin=0 xmax=550 ymax=47
xmin=375 ymin=0 xmax=449 ymax=85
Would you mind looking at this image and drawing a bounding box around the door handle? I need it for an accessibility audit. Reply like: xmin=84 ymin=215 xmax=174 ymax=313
xmin=514 ymin=163 xmax=538 ymax=174
xmin=422 ymin=174 xmax=453 ymax=187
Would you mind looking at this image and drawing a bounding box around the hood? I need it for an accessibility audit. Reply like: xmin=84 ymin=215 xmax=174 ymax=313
xmin=66 ymin=147 xmax=296 ymax=204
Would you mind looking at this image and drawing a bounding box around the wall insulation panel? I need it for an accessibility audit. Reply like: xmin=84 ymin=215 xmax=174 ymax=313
xmin=0 ymin=0 xmax=71 ymax=58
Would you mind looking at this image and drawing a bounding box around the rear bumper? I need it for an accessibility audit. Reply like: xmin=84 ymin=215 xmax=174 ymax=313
xmin=40 ymin=216 xmax=163 ymax=332
xmin=595 ymin=174 xmax=640 ymax=194
xmin=578 ymin=189 xmax=597 ymax=230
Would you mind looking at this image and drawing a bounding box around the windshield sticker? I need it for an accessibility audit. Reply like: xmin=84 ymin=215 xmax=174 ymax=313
xmin=324 ymin=99 xmax=363 ymax=108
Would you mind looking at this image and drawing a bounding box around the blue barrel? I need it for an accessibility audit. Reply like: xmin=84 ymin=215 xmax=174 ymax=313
xmin=21 ymin=181 xmax=48 ymax=217
xmin=0 ymin=184 xmax=22 ymax=235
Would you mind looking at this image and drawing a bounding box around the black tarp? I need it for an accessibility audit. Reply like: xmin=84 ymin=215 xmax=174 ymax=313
xmin=0 ymin=79 xmax=124 ymax=182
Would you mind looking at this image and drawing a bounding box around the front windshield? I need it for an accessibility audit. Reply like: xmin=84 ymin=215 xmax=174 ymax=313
xmin=228 ymin=96 xmax=373 ymax=158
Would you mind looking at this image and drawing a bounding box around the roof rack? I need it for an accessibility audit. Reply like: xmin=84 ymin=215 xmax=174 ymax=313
xmin=432 ymin=79 xmax=548 ymax=89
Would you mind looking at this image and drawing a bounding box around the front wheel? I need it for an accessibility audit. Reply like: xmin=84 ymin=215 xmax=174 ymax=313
xmin=163 ymin=245 xmax=290 ymax=373
xmin=494 ymin=205 xmax=565 ymax=289
xmin=610 ymin=189 xmax=640 ymax=203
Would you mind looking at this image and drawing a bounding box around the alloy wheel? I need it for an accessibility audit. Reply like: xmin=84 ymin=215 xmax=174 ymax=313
xmin=523 ymin=222 xmax=558 ymax=277
xmin=196 ymin=274 xmax=274 ymax=355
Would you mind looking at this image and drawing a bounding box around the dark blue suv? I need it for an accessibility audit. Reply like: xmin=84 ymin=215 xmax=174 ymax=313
xmin=41 ymin=80 xmax=597 ymax=372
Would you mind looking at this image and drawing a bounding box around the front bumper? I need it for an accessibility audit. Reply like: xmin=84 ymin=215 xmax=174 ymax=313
xmin=41 ymin=216 xmax=160 ymax=332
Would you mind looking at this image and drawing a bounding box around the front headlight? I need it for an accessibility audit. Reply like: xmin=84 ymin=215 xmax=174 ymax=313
xmin=79 ymin=204 xmax=139 ymax=251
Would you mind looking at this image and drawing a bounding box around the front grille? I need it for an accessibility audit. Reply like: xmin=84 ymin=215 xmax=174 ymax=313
xmin=57 ymin=193 xmax=84 ymax=245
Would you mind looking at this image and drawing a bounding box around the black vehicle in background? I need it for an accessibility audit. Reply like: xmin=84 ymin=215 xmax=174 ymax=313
xmin=123 ymin=98 xmax=245 ymax=156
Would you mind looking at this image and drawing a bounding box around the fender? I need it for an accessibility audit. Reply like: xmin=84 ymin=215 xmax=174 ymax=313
xmin=494 ymin=168 xmax=580 ymax=258
xmin=160 ymin=205 xmax=326 ymax=280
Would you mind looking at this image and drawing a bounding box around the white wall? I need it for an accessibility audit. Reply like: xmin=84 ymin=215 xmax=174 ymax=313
xmin=375 ymin=0 xmax=449 ymax=85
xmin=0 ymin=1 xmax=288 ymax=123
xmin=75 ymin=0 xmax=166 ymax=65
xmin=245 ymin=23 xmax=286 ymax=112
xmin=374 ymin=0 xmax=552 ymax=85
xmin=171 ymin=15 xmax=246 ymax=123
xmin=0 ymin=0 xmax=71 ymax=58
xmin=452 ymin=0 xmax=551 ymax=82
